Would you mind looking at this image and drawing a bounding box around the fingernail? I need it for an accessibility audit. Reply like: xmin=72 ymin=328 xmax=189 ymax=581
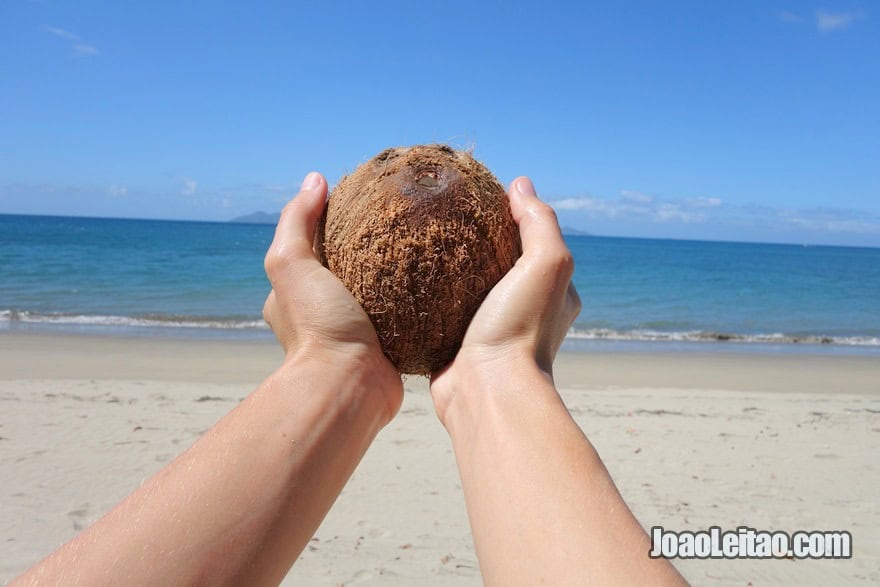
xmin=301 ymin=171 xmax=321 ymax=191
xmin=515 ymin=177 xmax=537 ymax=198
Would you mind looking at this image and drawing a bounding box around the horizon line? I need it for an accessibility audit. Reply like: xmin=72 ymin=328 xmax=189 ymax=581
xmin=1 ymin=211 xmax=878 ymax=251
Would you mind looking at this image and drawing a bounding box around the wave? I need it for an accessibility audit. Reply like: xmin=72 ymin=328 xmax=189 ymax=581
xmin=3 ymin=310 xmax=878 ymax=347
xmin=0 ymin=309 xmax=268 ymax=330
xmin=567 ymin=327 xmax=880 ymax=347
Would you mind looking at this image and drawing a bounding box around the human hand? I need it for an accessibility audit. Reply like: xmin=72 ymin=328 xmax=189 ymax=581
xmin=263 ymin=172 xmax=403 ymax=422
xmin=426 ymin=179 xmax=683 ymax=587
xmin=430 ymin=176 xmax=581 ymax=423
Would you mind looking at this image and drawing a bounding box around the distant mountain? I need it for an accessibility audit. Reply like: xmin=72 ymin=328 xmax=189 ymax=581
xmin=561 ymin=225 xmax=592 ymax=236
xmin=229 ymin=211 xmax=280 ymax=224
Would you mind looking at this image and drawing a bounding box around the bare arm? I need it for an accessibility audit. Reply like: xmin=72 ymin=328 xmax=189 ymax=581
xmin=431 ymin=177 xmax=686 ymax=586
xmin=14 ymin=173 xmax=403 ymax=586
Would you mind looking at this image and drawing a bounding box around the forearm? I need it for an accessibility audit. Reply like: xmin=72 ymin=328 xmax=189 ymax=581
xmin=15 ymin=350 xmax=392 ymax=586
xmin=443 ymin=355 xmax=685 ymax=586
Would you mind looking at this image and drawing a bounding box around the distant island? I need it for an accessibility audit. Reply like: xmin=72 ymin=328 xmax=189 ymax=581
xmin=561 ymin=226 xmax=592 ymax=236
xmin=229 ymin=211 xmax=281 ymax=224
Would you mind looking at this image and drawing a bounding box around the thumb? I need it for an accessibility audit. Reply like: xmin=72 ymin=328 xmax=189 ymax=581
xmin=264 ymin=172 xmax=328 ymax=283
xmin=507 ymin=176 xmax=567 ymax=264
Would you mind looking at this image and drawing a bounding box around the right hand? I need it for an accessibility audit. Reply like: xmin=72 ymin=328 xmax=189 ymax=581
xmin=430 ymin=176 xmax=581 ymax=423
xmin=262 ymin=172 xmax=404 ymax=423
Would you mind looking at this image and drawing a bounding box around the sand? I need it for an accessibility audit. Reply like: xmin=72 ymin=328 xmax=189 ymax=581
xmin=1 ymin=332 xmax=878 ymax=585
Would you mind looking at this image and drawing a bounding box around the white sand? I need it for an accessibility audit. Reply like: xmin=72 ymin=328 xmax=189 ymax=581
xmin=1 ymin=332 xmax=878 ymax=585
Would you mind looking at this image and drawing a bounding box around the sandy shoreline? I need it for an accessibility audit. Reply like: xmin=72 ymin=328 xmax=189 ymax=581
xmin=3 ymin=331 xmax=878 ymax=393
xmin=1 ymin=332 xmax=878 ymax=585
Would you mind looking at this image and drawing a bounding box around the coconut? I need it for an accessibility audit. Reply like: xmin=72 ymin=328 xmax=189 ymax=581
xmin=316 ymin=144 xmax=521 ymax=375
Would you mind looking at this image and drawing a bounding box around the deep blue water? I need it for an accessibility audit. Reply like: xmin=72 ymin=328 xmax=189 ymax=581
xmin=1 ymin=214 xmax=879 ymax=352
xmin=566 ymin=236 xmax=880 ymax=345
xmin=0 ymin=214 xmax=271 ymax=327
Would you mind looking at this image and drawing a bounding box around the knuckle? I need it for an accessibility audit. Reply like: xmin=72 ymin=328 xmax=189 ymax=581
xmin=535 ymin=201 xmax=559 ymax=225
xmin=263 ymin=251 xmax=278 ymax=277
xmin=263 ymin=248 xmax=287 ymax=279
xmin=538 ymin=248 xmax=574 ymax=279
xmin=261 ymin=293 xmax=274 ymax=323
xmin=280 ymin=198 xmax=298 ymax=218
xmin=571 ymin=289 xmax=583 ymax=315
xmin=557 ymin=250 xmax=575 ymax=276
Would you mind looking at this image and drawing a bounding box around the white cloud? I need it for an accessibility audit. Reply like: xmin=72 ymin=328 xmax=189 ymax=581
xmin=45 ymin=25 xmax=98 ymax=57
xmin=73 ymin=44 xmax=98 ymax=57
xmin=776 ymin=206 xmax=880 ymax=234
xmin=45 ymin=26 xmax=79 ymax=41
xmin=778 ymin=10 xmax=867 ymax=33
xmin=686 ymin=196 xmax=722 ymax=208
xmin=653 ymin=203 xmax=705 ymax=224
xmin=620 ymin=189 xmax=653 ymax=204
xmin=551 ymin=188 xmax=880 ymax=237
xmin=181 ymin=178 xmax=197 ymax=196
xmin=550 ymin=190 xmax=722 ymax=224
xmin=106 ymin=184 xmax=127 ymax=197
xmin=815 ymin=10 xmax=862 ymax=33
xmin=552 ymin=196 xmax=595 ymax=211
xmin=552 ymin=196 xmax=624 ymax=217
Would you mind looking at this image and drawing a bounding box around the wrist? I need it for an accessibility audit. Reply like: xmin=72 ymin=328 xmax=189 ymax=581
xmin=433 ymin=347 xmax=556 ymax=432
xmin=277 ymin=343 xmax=403 ymax=427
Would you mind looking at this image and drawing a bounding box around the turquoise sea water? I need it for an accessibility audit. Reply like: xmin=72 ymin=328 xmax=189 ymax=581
xmin=1 ymin=214 xmax=879 ymax=353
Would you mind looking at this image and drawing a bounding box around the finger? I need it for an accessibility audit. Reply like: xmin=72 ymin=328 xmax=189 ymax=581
xmin=508 ymin=177 xmax=565 ymax=252
xmin=509 ymin=177 xmax=574 ymax=282
xmin=507 ymin=176 xmax=563 ymax=249
xmin=272 ymin=171 xmax=326 ymax=256
xmin=265 ymin=172 xmax=327 ymax=280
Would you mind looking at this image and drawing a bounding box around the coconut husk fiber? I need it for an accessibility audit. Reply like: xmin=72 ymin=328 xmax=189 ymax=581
xmin=316 ymin=145 xmax=521 ymax=375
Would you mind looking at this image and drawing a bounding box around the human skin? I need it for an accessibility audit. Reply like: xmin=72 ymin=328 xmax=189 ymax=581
xmin=430 ymin=177 xmax=687 ymax=585
xmin=12 ymin=172 xmax=404 ymax=586
xmin=14 ymin=172 xmax=685 ymax=586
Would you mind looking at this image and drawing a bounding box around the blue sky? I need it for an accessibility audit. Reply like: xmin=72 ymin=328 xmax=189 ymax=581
xmin=1 ymin=1 xmax=878 ymax=246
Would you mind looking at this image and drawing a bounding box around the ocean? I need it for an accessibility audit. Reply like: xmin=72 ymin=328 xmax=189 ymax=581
xmin=2 ymin=213 xmax=879 ymax=354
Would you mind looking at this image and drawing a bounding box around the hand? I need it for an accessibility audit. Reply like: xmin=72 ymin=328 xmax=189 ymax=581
xmin=426 ymin=178 xmax=683 ymax=587
xmin=263 ymin=172 xmax=403 ymax=421
xmin=430 ymin=176 xmax=581 ymax=422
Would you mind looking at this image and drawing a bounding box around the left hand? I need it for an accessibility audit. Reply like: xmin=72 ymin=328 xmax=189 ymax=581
xmin=429 ymin=176 xmax=581 ymax=424
xmin=262 ymin=172 xmax=403 ymax=421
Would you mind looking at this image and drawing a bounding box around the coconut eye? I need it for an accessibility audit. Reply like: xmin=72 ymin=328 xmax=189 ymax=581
xmin=416 ymin=173 xmax=440 ymax=188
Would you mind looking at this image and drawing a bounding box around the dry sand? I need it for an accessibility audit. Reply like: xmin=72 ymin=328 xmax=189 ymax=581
xmin=1 ymin=332 xmax=878 ymax=585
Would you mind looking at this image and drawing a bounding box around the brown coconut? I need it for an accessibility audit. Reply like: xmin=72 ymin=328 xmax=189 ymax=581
xmin=316 ymin=144 xmax=521 ymax=375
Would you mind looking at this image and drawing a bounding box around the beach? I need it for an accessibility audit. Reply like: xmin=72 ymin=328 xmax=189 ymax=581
xmin=4 ymin=0 xmax=880 ymax=583
xmin=1 ymin=332 xmax=877 ymax=585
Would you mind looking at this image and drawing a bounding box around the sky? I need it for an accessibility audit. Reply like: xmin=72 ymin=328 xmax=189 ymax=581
xmin=1 ymin=1 xmax=878 ymax=246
